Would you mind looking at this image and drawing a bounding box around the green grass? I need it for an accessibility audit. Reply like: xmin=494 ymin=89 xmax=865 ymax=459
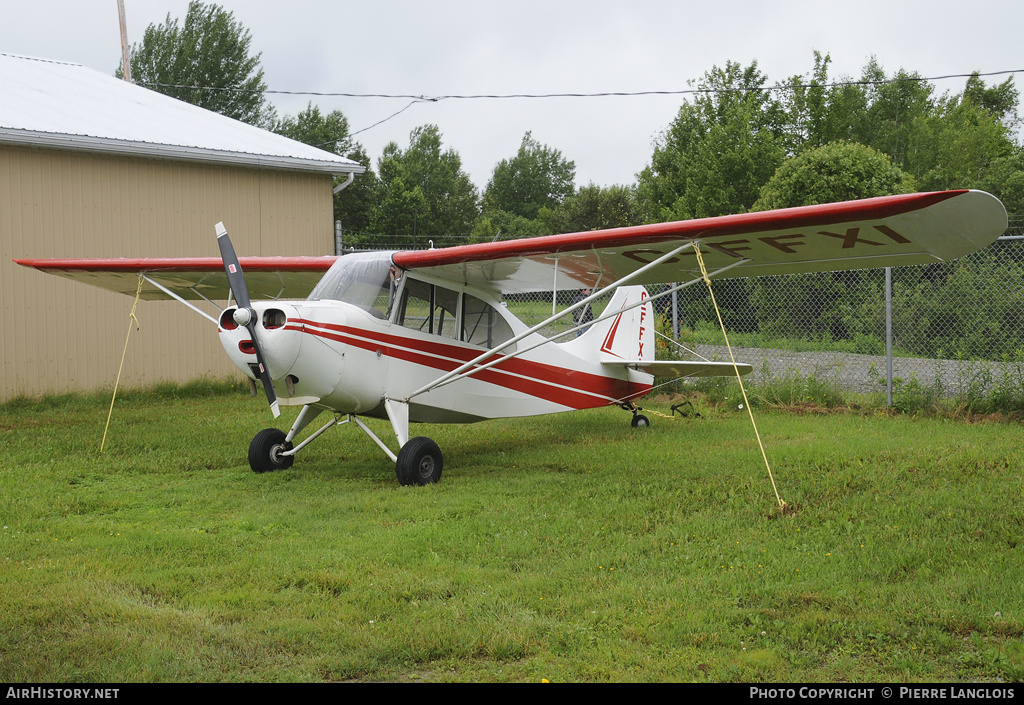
xmin=1 ymin=383 xmax=1023 ymax=682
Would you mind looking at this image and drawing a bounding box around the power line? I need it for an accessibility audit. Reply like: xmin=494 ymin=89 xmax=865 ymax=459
xmin=138 ymin=68 xmax=1024 ymax=147
xmin=140 ymin=68 xmax=1024 ymax=102
xmin=347 ymin=99 xmax=431 ymax=139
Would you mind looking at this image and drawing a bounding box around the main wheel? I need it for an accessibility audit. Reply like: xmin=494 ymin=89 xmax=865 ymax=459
xmin=395 ymin=437 xmax=443 ymax=486
xmin=248 ymin=428 xmax=294 ymax=473
xmin=631 ymin=414 xmax=650 ymax=428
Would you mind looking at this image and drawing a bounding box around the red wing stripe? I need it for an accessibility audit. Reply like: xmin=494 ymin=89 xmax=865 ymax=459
xmin=15 ymin=256 xmax=338 ymax=273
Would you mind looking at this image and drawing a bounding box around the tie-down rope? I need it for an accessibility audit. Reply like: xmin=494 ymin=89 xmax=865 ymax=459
xmin=692 ymin=243 xmax=788 ymax=514
xmin=100 ymin=276 xmax=143 ymax=452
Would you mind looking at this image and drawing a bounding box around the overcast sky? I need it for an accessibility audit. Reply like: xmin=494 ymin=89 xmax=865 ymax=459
xmin=2 ymin=0 xmax=1021 ymax=191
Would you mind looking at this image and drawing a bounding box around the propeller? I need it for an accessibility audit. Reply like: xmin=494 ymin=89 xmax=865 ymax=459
xmin=216 ymin=222 xmax=280 ymax=418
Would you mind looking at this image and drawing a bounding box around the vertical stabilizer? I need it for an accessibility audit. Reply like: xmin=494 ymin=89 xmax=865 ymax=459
xmin=562 ymin=286 xmax=654 ymax=363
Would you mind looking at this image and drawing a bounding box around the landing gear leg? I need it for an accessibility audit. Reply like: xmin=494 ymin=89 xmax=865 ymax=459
xmin=386 ymin=398 xmax=443 ymax=485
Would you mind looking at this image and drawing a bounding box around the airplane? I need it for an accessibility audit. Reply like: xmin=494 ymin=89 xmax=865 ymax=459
xmin=16 ymin=189 xmax=1007 ymax=485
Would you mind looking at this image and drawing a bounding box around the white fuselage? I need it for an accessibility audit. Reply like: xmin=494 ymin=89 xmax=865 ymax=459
xmin=217 ymin=276 xmax=653 ymax=424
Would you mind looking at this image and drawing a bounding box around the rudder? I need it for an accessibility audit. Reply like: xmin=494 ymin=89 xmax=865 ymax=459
xmin=566 ymin=286 xmax=654 ymax=363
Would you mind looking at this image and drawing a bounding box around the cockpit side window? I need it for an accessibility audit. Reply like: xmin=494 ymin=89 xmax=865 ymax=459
xmin=462 ymin=294 xmax=515 ymax=351
xmin=398 ymin=279 xmax=460 ymax=340
xmin=392 ymin=275 xmax=514 ymax=350
xmin=398 ymin=279 xmax=433 ymax=333
xmin=433 ymin=287 xmax=459 ymax=340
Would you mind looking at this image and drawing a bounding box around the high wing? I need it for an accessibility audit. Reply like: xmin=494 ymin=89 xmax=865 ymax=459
xmin=13 ymin=255 xmax=337 ymax=301
xmin=15 ymin=191 xmax=1006 ymax=301
xmin=392 ymin=190 xmax=1007 ymax=293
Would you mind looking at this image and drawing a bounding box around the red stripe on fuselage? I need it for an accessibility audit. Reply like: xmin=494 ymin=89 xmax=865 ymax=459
xmin=289 ymin=317 xmax=649 ymax=409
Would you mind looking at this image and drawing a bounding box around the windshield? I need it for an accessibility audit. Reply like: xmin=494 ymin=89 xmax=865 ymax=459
xmin=308 ymin=251 xmax=399 ymax=318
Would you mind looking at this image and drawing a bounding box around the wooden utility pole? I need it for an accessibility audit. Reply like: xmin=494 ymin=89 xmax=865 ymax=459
xmin=117 ymin=0 xmax=131 ymax=82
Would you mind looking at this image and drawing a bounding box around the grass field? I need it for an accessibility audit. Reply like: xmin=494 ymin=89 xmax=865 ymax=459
xmin=1 ymin=383 xmax=1022 ymax=682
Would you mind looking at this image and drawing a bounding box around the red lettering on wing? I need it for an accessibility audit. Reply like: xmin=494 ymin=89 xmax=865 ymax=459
xmin=874 ymin=225 xmax=911 ymax=243
xmin=622 ymin=249 xmax=680 ymax=265
xmin=704 ymin=239 xmax=751 ymax=258
xmin=759 ymin=233 xmax=807 ymax=253
xmin=819 ymin=227 xmax=884 ymax=248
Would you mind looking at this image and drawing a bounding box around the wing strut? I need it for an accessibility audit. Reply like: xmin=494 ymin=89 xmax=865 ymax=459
xmin=405 ymin=242 xmax=745 ymax=401
xmin=141 ymin=274 xmax=219 ymax=325
xmin=405 ymin=241 xmax=697 ymax=400
xmin=411 ymin=255 xmax=750 ymax=397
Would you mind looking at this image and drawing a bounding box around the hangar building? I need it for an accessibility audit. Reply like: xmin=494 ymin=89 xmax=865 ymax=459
xmin=0 ymin=52 xmax=363 ymax=400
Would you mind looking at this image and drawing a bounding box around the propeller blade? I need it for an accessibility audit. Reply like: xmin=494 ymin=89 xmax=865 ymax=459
xmin=216 ymin=222 xmax=280 ymax=418
xmin=216 ymin=222 xmax=251 ymax=310
xmin=246 ymin=318 xmax=280 ymax=418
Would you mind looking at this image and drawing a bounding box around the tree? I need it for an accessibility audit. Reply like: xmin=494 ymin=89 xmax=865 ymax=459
xmin=779 ymin=52 xmax=869 ymax=153
xmin=638 ymin=61 xmax=786 ymax=221
xmin=750 ymin=141 xmax=916 ymax=341
xmin=909 ymin=95 xmax=1015 ymax=193
xmin=273 ymin=104 xmax=378 ymax=233
xmin=963 ymin=72 xmax=1020 ymax=130
xmin=274 ymin=103 xmax=356 ymax=158
xmin=901 ymin=73 xmax=1021 ymax=203
xmin=468 ymin=209 xmax=551 ymax=244
xmin=753 ymin=141 xmax=915 ymax=211
xmin=121 ymin=1 xmax=274 ymax=127
xmin=546 ymin=184 xmax=649 ymax=234
xmin=979 ymin=150 xmax=1024 ymax=216
xmin=370 ymin=125 xmax=479 ymax=247
xmin=855 ymin=59 xmax=933 ymax=170
xmin=483 ymin=132 xmax=576 ymax=220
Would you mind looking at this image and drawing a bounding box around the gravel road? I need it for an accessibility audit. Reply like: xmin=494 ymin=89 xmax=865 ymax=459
xmin=693 ymin=345 xmax=1009 ymax=395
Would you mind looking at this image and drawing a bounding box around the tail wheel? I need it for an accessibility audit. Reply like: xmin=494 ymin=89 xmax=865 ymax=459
xmin=631 ymin=414 xmax=650 ymax=428
xmin=249 ymin=428 xmax=295 ymax=473
xmin=396 ymin=437 xmax=443 ymax=486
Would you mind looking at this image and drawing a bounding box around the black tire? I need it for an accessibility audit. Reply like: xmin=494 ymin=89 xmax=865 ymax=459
xmin=631 ymin=414 xmax=650 ymax=428
xmin=248 ymin=428 xmax=294 ymax=473
xmin=395 ymin=437 xmax=443 ymax=486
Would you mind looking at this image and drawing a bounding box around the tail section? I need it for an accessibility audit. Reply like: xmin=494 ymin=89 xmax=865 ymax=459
xmin=564 ymin=286 xmax=654 ymax=363
xmin=561 ymin=285 xmax=755 ymax=382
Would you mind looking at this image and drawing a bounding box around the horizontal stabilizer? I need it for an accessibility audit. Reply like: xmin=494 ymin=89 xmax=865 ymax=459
xmin=603 ymin=359 xmax=753 ymax=378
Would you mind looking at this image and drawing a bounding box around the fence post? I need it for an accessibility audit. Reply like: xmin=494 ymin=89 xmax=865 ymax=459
xmin=672 ymin=283 xmax=679 ymax=339
xmin=885 ymin=267 xmax=893 ymax=407
xmin=335 ymin=220 xmax=343 ymax=256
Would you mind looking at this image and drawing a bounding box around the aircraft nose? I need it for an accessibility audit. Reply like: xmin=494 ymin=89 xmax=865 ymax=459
xmin=255 ymin=305 xmax=302 ymax=377
xmin=218 ymin=303 xmax=302 ymax=380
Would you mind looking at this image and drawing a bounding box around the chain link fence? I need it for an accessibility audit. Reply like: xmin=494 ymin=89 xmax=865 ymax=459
xmin=663 ymin=217 xmax=1024 ymax=402
xmin=340 ymin=216 xmax=1024 ymax=404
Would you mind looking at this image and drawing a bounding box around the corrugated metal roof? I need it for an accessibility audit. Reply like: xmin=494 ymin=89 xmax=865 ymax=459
xmin=0 ymin=52 xmax=364 ymax=176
